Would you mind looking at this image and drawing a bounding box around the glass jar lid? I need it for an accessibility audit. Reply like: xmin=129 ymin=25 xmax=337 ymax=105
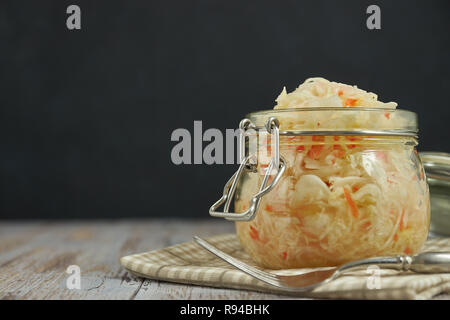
xmin=420 ymin=152 xmax=450 ymax=182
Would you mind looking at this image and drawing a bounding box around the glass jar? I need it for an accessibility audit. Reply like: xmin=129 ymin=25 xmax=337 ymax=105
xmin=210 ymin=108 xmax=430 ymax=269
xmin=419 ymin=152 xmax=450 ymax=236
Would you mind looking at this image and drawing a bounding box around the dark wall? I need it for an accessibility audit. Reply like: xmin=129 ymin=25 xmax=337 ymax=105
xmin=1 ymin=0 xmax=449 ymax=219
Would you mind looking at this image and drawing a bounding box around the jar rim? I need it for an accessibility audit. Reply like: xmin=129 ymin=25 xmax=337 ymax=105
xmin=245 ymin=107 xmax=418 ymax=137
xmin=246 ymin=107 xmax=415 ymax=116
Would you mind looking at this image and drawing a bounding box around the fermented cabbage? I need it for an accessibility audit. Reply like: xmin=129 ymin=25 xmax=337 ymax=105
xmin=234 ymin=78 xmax=430 ymax=269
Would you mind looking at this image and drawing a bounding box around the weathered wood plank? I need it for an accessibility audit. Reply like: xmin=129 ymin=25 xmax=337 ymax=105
xmin=0 ymin=220 xmax=448 ymax=300
xmin=0 ymin=220 xmax=239 ymax=300
xmin=0 ymin=221 xmax=166 ymax=299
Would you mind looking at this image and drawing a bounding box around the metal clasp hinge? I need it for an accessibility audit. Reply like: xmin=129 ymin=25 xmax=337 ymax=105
xmin=209 ymin=117 xmax=285 ymax=221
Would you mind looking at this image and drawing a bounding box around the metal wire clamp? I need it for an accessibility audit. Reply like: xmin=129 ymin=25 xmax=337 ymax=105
xmin=209 ymin=117 xmax=285 ymax=221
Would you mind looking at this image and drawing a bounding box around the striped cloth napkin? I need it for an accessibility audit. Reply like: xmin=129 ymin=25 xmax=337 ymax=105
xmin=120 ymin=234 xmax=450 ymax=299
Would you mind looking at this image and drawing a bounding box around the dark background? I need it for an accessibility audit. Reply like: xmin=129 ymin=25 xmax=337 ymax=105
xmin=1 ymin=0 xmax=449 ymax=219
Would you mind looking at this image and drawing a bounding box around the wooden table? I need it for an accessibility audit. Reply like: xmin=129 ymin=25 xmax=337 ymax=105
xmin=0 ymin=219 xmax=297 ymax=299
xmin=1 ymin=220 xmax=448 ymax=300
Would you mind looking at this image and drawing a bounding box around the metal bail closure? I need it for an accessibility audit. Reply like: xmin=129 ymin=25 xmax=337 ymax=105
xmin=209 ymin=117 xmax=285 ymax=221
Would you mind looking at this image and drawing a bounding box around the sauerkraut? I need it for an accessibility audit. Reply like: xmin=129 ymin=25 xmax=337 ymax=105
xmin=234 ymin=78 xmax=430 ymax=269
xmin=274 ymin=77 xmax=398 ymax=110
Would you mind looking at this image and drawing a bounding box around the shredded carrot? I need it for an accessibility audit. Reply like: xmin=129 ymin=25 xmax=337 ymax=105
xmin=281 ymin=251 xmax=287 ymax=260
xmin=285 ymin=136 xmax=304 ymax=144
xmin=249 ymin=226 xmax=260 ymax=241
xmin=296 ymin=145 xmax=305 ymax=152
xmin=333 ymin=136 xmax=340 ymax=141
xmin=404 ymin=247 xmax=412 ymax=255
xmin=346 ymin=136 xmax=362 ymax=141
xmin=347 ymin=144 xmax=357 ymax=149
xmin=352 ymin=185 xmax=360 ymax=192
xmin=312 ymin=136 xmax=325 ymax=142
xmin=393 ymin=233 xmax=398 ymax=242
xmin=343 ymin=188 xmax=359 ymax=218
xmin=361 ymin=221 xmax=371 ymax=229
xmin=334 ymin=150 xmax=346 ymax=158
xmin=345 ymin=98 xmax=357 ymax=107
xmin=338 ymin=90 xmax=344 ymax=96
xmin=420 ymin=170 xmax=424 ymax=180
xmin=384 ymin=112 xmax=391 ymax=120
xmin=265 ymin=204 xmax=273 ymax=212
xmin=317 ymin=121 xmax=321 ymax=127
xmin=307 ymin=145 xmax=324 ymax=159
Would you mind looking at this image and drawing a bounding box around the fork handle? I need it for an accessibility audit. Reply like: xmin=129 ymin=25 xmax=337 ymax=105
xmin=339 ymin=252 xmax=450 ymax=274
xmin=409 ymin=252 xmax=450 ymax=273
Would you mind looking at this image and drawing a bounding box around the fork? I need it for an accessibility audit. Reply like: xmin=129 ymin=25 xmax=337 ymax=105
xmin=194 ymin=236 xmax=450 ymax=292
